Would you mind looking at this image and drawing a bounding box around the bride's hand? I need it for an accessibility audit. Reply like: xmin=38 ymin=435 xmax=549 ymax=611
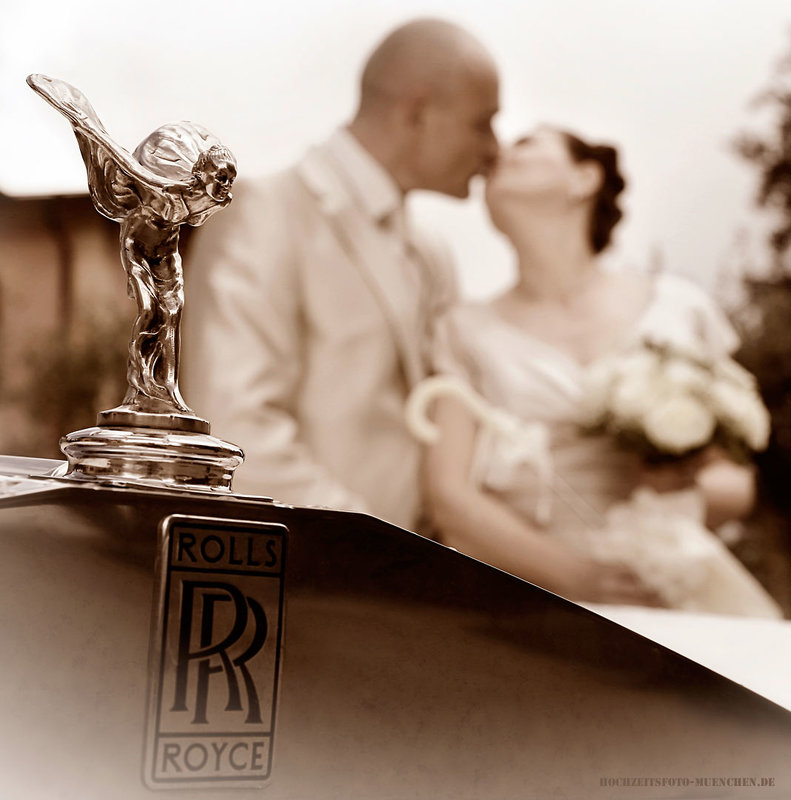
xmin=569 ymin=558 xmax=665 ymax=607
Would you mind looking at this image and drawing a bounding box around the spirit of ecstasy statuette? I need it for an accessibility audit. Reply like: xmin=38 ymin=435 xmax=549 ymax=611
xmin=28 ymin=74 xmax=244 ymax=489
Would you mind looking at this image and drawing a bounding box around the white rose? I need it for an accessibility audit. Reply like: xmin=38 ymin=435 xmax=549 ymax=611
xmin=614 ymin=348 xmax=661 ymax=381
xmin=742 ymin=401 xmax=771 ymax=451
xmin=663 ymin=359 xmax=708 ymax=394
xmin=714 ymin=357 xmax=758 ymax=391
xmin=708 ymin=380 xmax=770 ymax=451
xmin=642 ymin=395 xmax=716 ymax=454
xmin=579 ymin=357 xmax=618 ymax=427
xmin=610 ymin=374 xmax=660 ymax=427
xmin=604 ymin=349 xmax=663 ymax=426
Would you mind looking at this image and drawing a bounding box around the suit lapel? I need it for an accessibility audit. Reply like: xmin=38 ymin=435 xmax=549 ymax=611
xmin=296 ymin=146 xmax=426 ymax=388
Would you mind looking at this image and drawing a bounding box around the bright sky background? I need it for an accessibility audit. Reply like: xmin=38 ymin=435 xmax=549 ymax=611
xmin=2 ymin=0 xmax=790 ymax=300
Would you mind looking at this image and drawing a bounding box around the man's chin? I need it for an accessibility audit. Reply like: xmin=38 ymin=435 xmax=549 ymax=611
xmin=423 ymin=178 xmax=471 ymax=199
xmin=443 ymin=183 xmax=470 ymax=199
xmin=449 ymin=174 xmax=490 ymax=199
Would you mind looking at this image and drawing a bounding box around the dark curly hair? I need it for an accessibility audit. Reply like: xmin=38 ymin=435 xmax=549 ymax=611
xmin=560 ymin=131 xmax=626 ymax=253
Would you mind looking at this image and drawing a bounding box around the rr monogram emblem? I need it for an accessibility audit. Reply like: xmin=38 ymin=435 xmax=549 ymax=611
xmin=145 ymin=515 xmax=286 ymax=789
xmin=172 ymin=580 xmax=268 ymax=725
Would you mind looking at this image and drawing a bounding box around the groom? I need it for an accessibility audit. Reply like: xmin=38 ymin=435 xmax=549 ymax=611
xmin=182 ymin=18 xmax=499 ymax=529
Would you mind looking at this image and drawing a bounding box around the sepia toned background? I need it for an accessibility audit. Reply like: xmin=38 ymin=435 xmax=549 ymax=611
xmin=2 ymin=0 xmax=791 ymax=608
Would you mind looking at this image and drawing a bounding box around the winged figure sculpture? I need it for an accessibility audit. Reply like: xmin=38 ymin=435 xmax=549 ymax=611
xmin=27 ymin=74 xmax=237 ymax=423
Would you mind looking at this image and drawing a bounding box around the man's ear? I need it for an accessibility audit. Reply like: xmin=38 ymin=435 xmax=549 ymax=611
xmin=571 ymin=160 xmax=604 ymax=201
xmin=401 ymin=87 xmax=431 ymax=129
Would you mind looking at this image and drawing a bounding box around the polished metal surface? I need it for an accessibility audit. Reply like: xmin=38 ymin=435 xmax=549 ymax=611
xmin=26 ymin=74 xmax=236 ymax=427
xmin=59 ymin=426 xmax=243 ymax=491
xmin=26 ymin=74 xmax=242 ymax=489
xmin=1 ymin=476 xmax=790 ymax=799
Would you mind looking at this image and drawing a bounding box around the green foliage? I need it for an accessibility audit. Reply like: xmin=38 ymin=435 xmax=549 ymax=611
xmin=733 ymin=30 xmax=791 ymax=507
xmin=734 ymin=277 xmax=791 ymax=507
xmin=735 ymin=31 xmax=791 ymax=267
xmin=17 ymin=316 xmax=128 ymax=456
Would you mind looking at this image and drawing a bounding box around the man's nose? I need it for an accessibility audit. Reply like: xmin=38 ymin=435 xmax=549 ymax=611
xmin=484 ymin=130 xmax=500 ymax=159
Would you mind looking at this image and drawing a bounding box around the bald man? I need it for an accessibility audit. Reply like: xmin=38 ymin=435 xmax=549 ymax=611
xmin=182 ymin=19 xmax=499 ymax=529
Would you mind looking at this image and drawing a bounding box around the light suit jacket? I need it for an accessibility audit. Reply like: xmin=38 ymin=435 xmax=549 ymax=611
xmin=182 ymin=137 xmax=457 ymax=530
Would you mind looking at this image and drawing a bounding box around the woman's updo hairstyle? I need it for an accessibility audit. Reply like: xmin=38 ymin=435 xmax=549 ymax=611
xmin=561 ymin=131 xmax=626 ymax=253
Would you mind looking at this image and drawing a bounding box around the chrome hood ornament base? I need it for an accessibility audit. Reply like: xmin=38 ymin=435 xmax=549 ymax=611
xmin=60 ymin=427 xmax=243 ymax=491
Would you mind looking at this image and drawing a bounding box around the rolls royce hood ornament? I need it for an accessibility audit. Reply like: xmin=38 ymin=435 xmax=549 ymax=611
xmin=27 ymin=73 xmax=243 ymax=490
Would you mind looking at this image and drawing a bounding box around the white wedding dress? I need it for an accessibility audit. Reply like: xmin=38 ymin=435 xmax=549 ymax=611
xmin=425 ymin=272 xmax=782 ymax=618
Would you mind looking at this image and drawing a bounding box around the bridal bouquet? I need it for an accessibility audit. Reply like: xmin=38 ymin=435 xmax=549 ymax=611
xmin=579 ymin=339 xmax=770 ymax=462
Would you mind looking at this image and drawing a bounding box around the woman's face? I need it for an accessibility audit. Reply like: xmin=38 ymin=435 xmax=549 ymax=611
xmin=485 ymin=128 xmax=579 ymax=213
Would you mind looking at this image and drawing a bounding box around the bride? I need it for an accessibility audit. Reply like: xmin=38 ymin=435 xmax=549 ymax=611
xmin=411 ymin=126 xmax=781 ymax=617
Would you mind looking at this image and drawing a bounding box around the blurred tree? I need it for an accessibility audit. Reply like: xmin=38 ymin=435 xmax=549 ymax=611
xmin=11 ymin=315 xmax=128 ymax=459
xmin=733 ymin=29 xmax=791 ymax=510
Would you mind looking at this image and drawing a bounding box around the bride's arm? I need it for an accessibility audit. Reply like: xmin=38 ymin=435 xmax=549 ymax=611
xmin=696 ymin=451 xmax=756 ymax=529
xmin=424 ymin=394 xmax=661 ymax=605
